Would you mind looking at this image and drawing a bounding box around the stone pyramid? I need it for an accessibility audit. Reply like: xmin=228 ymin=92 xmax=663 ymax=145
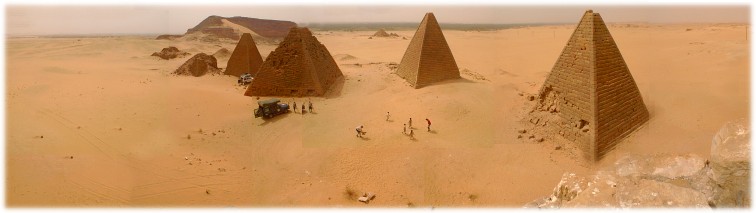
xmin=244 ymin=27 xmax=343 ymax=97
xmin=535 ymin=10 xmax=649 ymax=161
xmin=395 ymin=13 xmax=460 ymax=88
xmin=225 ymin=33 xmax=264 ymax=77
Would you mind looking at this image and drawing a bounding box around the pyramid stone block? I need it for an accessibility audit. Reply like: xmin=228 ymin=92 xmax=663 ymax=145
xmin=396 ymin=13 xmax=460 ymax=88
xmin=244 ymin=27 xmax=343 ymax=97
xmin=225 ymin=33 xmax=264 ymax=77
xmin=535 ymin=10 xmax=649 ymax=161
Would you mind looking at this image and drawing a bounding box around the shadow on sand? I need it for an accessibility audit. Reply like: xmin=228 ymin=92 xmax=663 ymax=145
xmin=323 ymin=77 xmax=346 ymax=99
xmin=258 ymin=112 xmax=291 ymax=126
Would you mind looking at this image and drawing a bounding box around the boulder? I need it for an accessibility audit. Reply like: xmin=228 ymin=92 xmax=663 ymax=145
xmin=710 ymin=119 xmax=750 ymax=207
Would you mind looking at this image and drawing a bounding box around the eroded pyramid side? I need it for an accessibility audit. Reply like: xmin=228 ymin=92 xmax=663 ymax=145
xmin=535 ymin=10 xmax=597 ymax=158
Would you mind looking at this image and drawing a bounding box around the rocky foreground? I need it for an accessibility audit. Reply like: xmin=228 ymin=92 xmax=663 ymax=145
xmin=526 ymin=119 xmax=750 ymax=208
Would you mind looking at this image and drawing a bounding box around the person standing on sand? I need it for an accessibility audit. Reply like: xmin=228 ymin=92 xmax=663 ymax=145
xmin=293 ymin=101 xmax=297 ymax=113
xmin=308 ymin=101 xmax=313 ymax=112
xmin=408 ymin=118 xmax=412 ymax=128
xmin=426 ymin=118 xmax=431 ymax=132
xmin=356 ymin=125 xmax=364 ymax=138
xmin=302 ymin=104 xmax=306 ymax=114
xmin=409 ymin=129 xmax=414 ymax=139
xmin=403 ymin=123 xmax=407 ymax=134
xmin=386 ymin=112 xmax=390 ymax=121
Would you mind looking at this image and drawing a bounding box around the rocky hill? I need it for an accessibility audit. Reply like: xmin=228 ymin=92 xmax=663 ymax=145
xmin=155 ymin=15 xmax=296 ymax=43
xmin=184 ymin=15 xmax=296 ymax=41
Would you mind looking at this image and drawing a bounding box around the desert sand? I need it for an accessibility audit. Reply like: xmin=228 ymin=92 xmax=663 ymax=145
xmin=5 ymin=23 xmax=749 ymax=207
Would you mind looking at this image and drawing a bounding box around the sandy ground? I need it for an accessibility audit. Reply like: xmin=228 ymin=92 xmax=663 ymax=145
xmin=5 ymin=23 xmax=749 ymax=207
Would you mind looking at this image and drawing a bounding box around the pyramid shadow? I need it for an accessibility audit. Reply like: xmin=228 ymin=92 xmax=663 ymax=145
xmin=323 ymin=77 xmax=345 ymax=99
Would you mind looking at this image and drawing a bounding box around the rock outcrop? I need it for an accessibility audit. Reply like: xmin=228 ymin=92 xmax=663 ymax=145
xmin=173 ymin=53 xmax=221 ymax=77
xmin=151 ymin=46 xmax=190 ymax=60
xmin=373 ymin=29 xmax=399 ymax=37
xmin=526 ymin=119 xmax=750 ymax=209
xmin=709 ymin=118 xmax=750 ymax=207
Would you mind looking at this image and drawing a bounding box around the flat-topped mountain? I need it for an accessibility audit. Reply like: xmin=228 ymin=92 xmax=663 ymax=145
xmin=188 ymin=15 xmax=296 ymax=39
xmin=157 ymin=15 xmax=296 ymax=42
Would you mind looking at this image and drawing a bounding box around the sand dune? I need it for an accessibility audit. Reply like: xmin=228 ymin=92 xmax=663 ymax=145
xmin=5 ymin=23 xmax=749 ymax=207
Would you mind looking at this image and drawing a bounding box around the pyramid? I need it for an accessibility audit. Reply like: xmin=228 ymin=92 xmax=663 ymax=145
xmin=244 ymin=27 xmax=343 ymax=97
xmin=395 ymin=13 xmax=460 ymax=88
xmin=225 ymin=33 xmax=264 ymax=77
xmin=535 ymin=10 xmax=649 ymax=161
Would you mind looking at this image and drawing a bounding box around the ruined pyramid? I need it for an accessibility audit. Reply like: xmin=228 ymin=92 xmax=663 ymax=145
xmin=225 ymin=33 xmax=264 ymax=77
xmin=395 ymin=13 xmax=460 ymax=88
xmin=244 ymin=27 xmax=343 ymax=97
xmin=534 ymin=10 xmax=649 ymax=161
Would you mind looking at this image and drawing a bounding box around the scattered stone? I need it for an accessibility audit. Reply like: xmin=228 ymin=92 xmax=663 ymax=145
xmin=527 ymin=95 xmax=535 ymax=101
xmin=517 ymin=135 xmax=523 ymax=139
xmin=536 ymin=137 xmax=545 ymax=142
xmin=518 ymin=129 xmax=527 ymax=134
xmin=205 ymin=189 xmax=210 ymax=195
xmin=358 ymin=192 xmax=376 ymax=203
xmin=530 ymin=118 xmax=540 ymax=125
xmin=528 ymin=135 xmax=536 ymax=139
xmin=555 ymin=146 xmax=562 ymax=150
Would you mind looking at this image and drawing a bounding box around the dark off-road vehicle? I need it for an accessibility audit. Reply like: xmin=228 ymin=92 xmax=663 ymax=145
xmin=254 ymin=98 xmax=290 ymax=119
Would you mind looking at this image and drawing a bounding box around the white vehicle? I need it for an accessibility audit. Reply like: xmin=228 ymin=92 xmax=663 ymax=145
xmin=238 ymin=73 xmax=253 ymax=85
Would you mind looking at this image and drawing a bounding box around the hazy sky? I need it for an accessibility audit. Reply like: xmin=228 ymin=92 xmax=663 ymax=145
xmin=6 ymin=5 xmax=750 ymax=35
